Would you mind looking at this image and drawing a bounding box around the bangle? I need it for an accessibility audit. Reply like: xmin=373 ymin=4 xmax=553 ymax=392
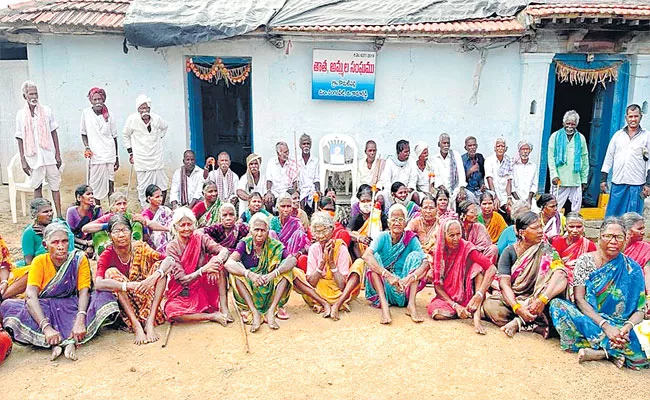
xmin=598 ymin=319 xmax=609 ymax=329
xmin=623 ymin=320 xmax=635 ymax=329
xmin=274 ymin=269 xmax=281 ymax=278
xmin=39 ymin=318 xmax=50 ymax=329
xmin=538 ymin=293 xmax=549 ymax=305
xmin=156 ymin=267 xmax=165 ymax=277
xmin=316 ymin=269 xmax=325 ymax=275
xmin=330 ymin=268 xmax=339 ymax=274
xmin=198 ymin=267 xmax=204 ymax=276
xmin=41 ymin=322 xmax=51 ymax=331
xmin=512 ymin=303 xmax=521 ymax=313
xmin=381 ymin=270 xmax=387 ymax=278
xmin=0 ymin=279 xmax=8 ymax=285
xmin=244 ymin=270 xmax=250 ymax=279
xmin=475 ymin=290 xmax=484 ymax=299
xmin=77 ymin=310 xmax=87 ymax=316
xmin=101 ymin=223 xmax=109 ymax=230
xmin=451 ymin=302 xmax=459 ymax=310
xmin=410 ymin=274 xmax=418 ymax=282
xmin=122 ymin=282 xmax=128 ymax=292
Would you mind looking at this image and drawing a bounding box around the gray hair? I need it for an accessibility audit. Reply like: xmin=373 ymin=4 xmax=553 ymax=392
xmin=276 ymin=191 xmax=293 ymax=208
xmin=299 ymin=133 xmax=311 ymax=143
xmin=170 ymin=207 xmax=196 ymax=237
xmin=310 ymin=211 xmax=334 ymax=230
xmin=620 ymin=212 xmax=644 ymax=231
xmin=109 ymin=191 xmax=128 ymax=206
xmin=30 ymin=198 xmax=51 ymax=219
xmin=495 ymin=137 xmax=507 ymax=145
xmin=219 ymin=202 xmax=236 ymax=216
xmin=21 ymin=80 xmax=37 ymax=95
xmin=438 ymin=133 xmax=450 ymax=142
xmin=275 ymin=141 xmax=288 ymax=152
xmin=43 ymin=222 xmax=69 ymax=243
xmin=599 ymin=217 xmax=626 ymax=237
xmin=510 ymin=199 xmax=530 ymax=220
xmin=249 ymin=212 xmax=270 ymax=230
xmin=565 ymin=211 xmax=585 ymax=224
xmin=388 ymin=203 xmax=407 ymax=220
xmin=563 ymin=110 xmax=580 ymax=125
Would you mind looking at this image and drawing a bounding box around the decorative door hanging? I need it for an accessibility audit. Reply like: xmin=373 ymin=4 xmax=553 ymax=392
xmin=555 ymin=60 xmax=622 ymax=91
xmin=186 ymin=58 xmax=250 ymax=85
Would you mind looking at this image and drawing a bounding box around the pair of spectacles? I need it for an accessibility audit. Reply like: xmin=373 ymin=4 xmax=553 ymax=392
xmin=601 ymin=233 xmax=625 ymax=242
xmin=389 ymin=217 xmax=406 ymax=224
xmin=112 ymin=228 xmax=131 ymax=236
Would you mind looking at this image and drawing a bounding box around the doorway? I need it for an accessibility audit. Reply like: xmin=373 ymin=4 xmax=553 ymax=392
xmin=538 ymin=54 xmax=629 ymax=208
xmin=187 ymin=56 xmax=252 ymax=176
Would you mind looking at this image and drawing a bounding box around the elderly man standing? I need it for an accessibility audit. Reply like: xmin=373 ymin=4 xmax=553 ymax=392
xmin=297 ymin=134 xmax=320 ymax=216
xmin=379 ymin=140 xmax=419 ymax=204
xmin=206 ymin=151 xmax=239 ymax=205
xmin=123 ymin=94 xmax=169 ymax=207
xmin=80 ymin=87 xmax=118 ymax=205
xmin=511 ymin=140 xmax=538 ymax=208
xmin=264 ymin=141 xmax=298 ymax=210
xmin=431 ymin=133 xmax=466 ymax=198
xmin=484 ymin=137 xmax=513 ymax=211
xmin=15 ymin=81 xmax=63 ymax=218
xmin=170 ymin=150 xmax=204 ymax=209
xmin=461 ymin=136 xmax=486 ymax=198
xmin=548 ymin=110 xmax=589 ymax=212
xmin=601 ymin=104 xmax=650 ymax=217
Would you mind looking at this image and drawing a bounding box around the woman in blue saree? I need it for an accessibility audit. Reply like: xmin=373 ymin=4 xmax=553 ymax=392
xmin=362 ymin=204 xmax=429 ymax=324
xmin=550 ymin=218 xmax=649 ymax=369
xmin=0 ymin=222 xmax=119 ymax=361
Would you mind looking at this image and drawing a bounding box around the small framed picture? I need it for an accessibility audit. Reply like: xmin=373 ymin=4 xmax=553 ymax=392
xmin=330 ymin=143 xmax=345 ymax=165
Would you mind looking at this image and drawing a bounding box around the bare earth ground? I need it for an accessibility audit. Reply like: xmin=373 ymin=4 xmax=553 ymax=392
xmin=0 ymin=185 xmax=648 ymax=399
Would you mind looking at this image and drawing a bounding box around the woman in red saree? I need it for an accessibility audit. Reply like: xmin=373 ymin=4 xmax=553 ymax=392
xmin=164 ymin=207 xmax=231 ymax=324
xmin=427 ymin=219 xmax=496 ymax=334
xmin=621 ymin=212 xmax=650 ymax=316
xmin=551 ymin=212 xmax=596 ymax=289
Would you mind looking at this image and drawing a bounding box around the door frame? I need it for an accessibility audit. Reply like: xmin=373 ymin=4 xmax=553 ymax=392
xmin=186 ymin=56 xmax=253 ymax=167
xmin=537 ymin=54 xmax=630 ymax=196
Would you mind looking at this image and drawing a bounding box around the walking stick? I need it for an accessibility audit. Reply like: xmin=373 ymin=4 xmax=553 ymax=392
xmin=161 ymin=322 xmax=173 ymax=348
xmin=126 ymin=163 xmax=134 ymax=196
xmin=86 ymin=157 xmax=91 ymax=186
xmin=229 ymin=287 xmax=250 ymax=354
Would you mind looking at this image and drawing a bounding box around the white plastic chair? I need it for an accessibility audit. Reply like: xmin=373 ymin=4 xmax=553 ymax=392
xmin=318 ymin=134 xmax=358 ymax=197
xmin=7 ymin=153 xmax=60 ymax=223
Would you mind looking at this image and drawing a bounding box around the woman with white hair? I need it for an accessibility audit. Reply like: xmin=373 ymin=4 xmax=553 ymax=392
xmin=203 ymin=202 xmax=249 ymax=251
xmin=361 ymin=204 xmax=429 ymax=324
xmin=225 ymin=213 xmax=295 ymax=332
xmin=293 ymin=212 xmax=363 ymax=320
xmin=1 ymin=222 xmax=119 ymax=361
xmin=269 ymin=192 xmax=310 ymax=259
xmin=164 ymin=207 xmax=231 ymax=325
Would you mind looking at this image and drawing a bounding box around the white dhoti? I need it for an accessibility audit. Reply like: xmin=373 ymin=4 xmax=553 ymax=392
xmin=556 ymin=186 xmax=582 ymax=212
xmin=30 ymin=164 xmax=62 ymax=191
xmin=89 ymin=163 xmax=115 ymax=200
xmin=136 ymin=169 xmax=169 ymax=206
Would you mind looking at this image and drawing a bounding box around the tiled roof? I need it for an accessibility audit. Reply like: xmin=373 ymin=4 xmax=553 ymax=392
xmin=272 ymin=17 xmax=526 ymax=37
xmin=526 ymin=3 xmax=650 ymax=20
xmin=0 ymin=0 xmax=130 ymax=33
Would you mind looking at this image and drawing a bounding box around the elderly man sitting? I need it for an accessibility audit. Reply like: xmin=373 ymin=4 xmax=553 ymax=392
xmin=206 ymin=151 xmax=239 ymax=206
xmin=170 ymin=150 xmax=205 ymax=209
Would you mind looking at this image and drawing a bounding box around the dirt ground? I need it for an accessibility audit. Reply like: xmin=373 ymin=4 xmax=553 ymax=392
xmin=0 ymin=185 xmax=648 ymax=399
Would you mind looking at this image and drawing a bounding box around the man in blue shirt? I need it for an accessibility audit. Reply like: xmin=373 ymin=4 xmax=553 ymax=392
xmin=461 ymin=136 xmax=486 ymax=197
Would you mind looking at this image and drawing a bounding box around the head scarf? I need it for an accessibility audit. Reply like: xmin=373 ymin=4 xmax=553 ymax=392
xmin=514 ymin=140 xmax=532 ymax=164
xmin=135 ymin=94 xmax=152 ymax=110
xmin=87 ymin=87 xmax=109 ymax=122
xmin=246 ymin=153 xmax=262 ymax=189
xmin=414 ymin=141 xmax=428 ymax=159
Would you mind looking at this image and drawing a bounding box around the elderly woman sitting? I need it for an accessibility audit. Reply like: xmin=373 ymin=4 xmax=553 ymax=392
xmin=95 ymin=215 xmax=171 ymax=345
xmin=621 ymin=212 xmax=650 ymax=311
xmin=550 ymin=218 xmax=649 ymax=369
xmin=203 ymin=202 xmax=249 ymax=251
xmin=164 ymin=207 xmax=231 ymax=325
xmin=483 ymin=211 xmax=567 ymax=338
xmin=293 ymin=212 xmax=363 ymax=320
xmin=360 ymin=204 xmax=429 ymax=324
xmin=538 ymin=194 xmax=565 ymax=240
xmin=348 ymin=184 xmax=387 ymax=259
xmin=458 ymin=200 xmax=498 ymax=264
xmin=239 ymin=192 xmax=271 ymax=224
xmin=269 ymin=192 xmax=310 ymax=259
xmin=192 ymin=181 xmax=221 ymax=227
xmin=66 ymin=184 xmax=103 ymax=258
xmin=551 ymin=212 xmax=596 ymax=293
xmin=225 ymin=213 xmax=295 ymax=332
xmin=0 ymin=223 xmax=119 ymax=361
xmin=477 ymin=192 xmax=507 ymax=244
xmin=406 ymin=194 xmax=438 ymax=254
xmin=428 ymin=219 xmax=496 ymax=334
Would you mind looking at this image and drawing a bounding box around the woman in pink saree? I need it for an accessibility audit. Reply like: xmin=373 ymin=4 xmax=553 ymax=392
xmin=621 ymin=212 xmax=650 ymax=317
xmin=551 ymin=212 xmax=596 ymax=289
xmin=458 ymin=200 xmax=498 ymax=265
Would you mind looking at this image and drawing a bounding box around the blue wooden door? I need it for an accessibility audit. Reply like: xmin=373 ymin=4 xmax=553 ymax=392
xmin=583 ymin=86 xmax=606 ymax=205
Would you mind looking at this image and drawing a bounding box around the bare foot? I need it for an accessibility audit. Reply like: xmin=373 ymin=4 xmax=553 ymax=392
xmin=578 ymin=348 xmax=607 ymax=364
xmin=330 ymin=303 xmax=341 ymax=321
xmin=210 ymin=312 xmax=228 ymax=326
xmin=50 ymin=345 xmax=63 ymax=361
xmin=322 ymin=303 xmax=332 ymax=318
xmin=133 ymin=326 xmax=148 ymax=345
xmin=224 ymin=311 xmax=234 ymax=323
xmin=64 ymin=343 xmax=78 ymax=361
xmin=474 ymin=313 xmax=487 ymax=335
xmin=266 ymin=310 xmax=280 ymax=330
xmin=250 ymin=310 xmax=263 ymax=333
xmin=405 ymin=305 xmax=424 ymax=323
xmin=380 ymin=308 xmax=392 ymax=325
xmin=501 ymin=320 xmax=519 ymax=338
xmin=144 ymin=321 xmax=160 ymax=343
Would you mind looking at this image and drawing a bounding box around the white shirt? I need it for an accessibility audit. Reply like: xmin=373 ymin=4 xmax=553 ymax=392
xmin=80 ymin=107 xmax=117 ymax=164
xmin=485 ymin=153 xmax=512 ymax=204
xmin=298 ymin=154 xmax=320 ymax=200
xmin=208 ymin=169 xmax=239 ymax=201
xmin=122 ymin=112 xmax=168 ymax=172
xmin=431 ymin=150 xmax=466 ymax=192
xmin=15 ymin=105 xmax=59 ymax=170
xmin=379 ymin=157 xmax=417 ymax=190
xmin=265 ymin=157 xmax=297 ymax=197
xmin=411 ymin=159 xmax=435 ymax=193
xmin=601 ymin=127 xmax=650 ymax=185
xmin=169 ymin=165 xmax=205 ymax=205
xmin=512 ymin=160 xmax=538 ymax=199
xmin=237 ymin=172 xmax=266 ymax=215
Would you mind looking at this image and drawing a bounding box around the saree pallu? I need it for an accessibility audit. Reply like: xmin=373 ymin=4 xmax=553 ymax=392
xmin=405 ymin=201 xmax=420 ymax=221
xmin=92 ymin=212 xmax=144 ymax=257
xmin=143 ymin=206 xmax=172 ymax=255
xmin=624 ymin=240 xmax=650 ymax=270
xmin=103 ymin=242 xmax=166 ymax=329
xmin=542 ymin=212 xmax=564 ymax=240
xmin=205 ymin=223 xmax=248 ymax=251
xmin=0 ymin=250 xmax=119 ymax=348
xmin=364 ymin=231 xmax=426 ymax=308
xmin=231 ymin=237 xmax=293 ymax=315
xmin=465 ymin=222 xmax=498 ymax=265
xmin=270 ymin=216 xmax=309 ymax=258
xmin=483 ymin=241 xmax=565 ymax=337
xmin=555 ymin=236 xmax=593 ymax=285
xmin=478 ymin=212 xmax=507 ymax=244
xmin=198 ymin=199 xmax=222 ymax=227
xmin=293 ymin=239 xmax=362 ymax=309
xmin=550 ymin=254 xmax=649 ymax=369
xmin=164 ymin=233 xmax=220 ymax=320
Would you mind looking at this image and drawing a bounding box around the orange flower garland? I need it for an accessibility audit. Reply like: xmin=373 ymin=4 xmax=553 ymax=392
xmin=185 ymin=58 xmax=250 ymax=85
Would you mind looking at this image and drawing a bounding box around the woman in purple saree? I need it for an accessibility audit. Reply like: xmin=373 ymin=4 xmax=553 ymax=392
xmin=0 ymin=223 xmax=119 ymax=361
xmin=269 ymin=192 xmax=310 ymax=259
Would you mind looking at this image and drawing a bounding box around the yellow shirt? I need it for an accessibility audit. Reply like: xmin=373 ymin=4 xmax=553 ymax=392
xmin=27 ymin=253 xmax=91 ymax=292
